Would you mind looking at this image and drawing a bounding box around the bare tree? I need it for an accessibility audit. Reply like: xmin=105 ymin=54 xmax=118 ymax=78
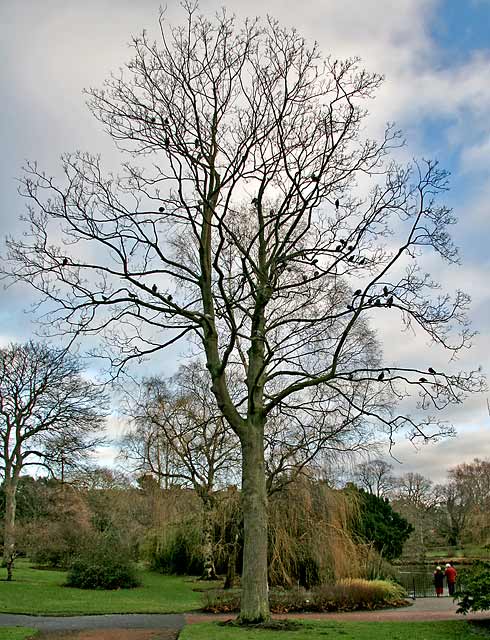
xmin=393 ymin=472 xmax=436 ymax=509
xmin=390 ymin=472 xmax=438 ymax=558
xmin=2 ymin=7 xmax=484 ymax=621
xmin=352 ymin=458 xmax=396 ymax=498
xmin=0 ymin=342 xmax=107 ymax=579
xmin=121 ymin=361 xmax=240 ymax=579
xmin=436 ymin=458 xmax=490 ymax=547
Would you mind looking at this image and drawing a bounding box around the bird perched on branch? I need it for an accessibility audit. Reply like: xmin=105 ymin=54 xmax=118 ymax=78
xmin=335 ymin=199 xmax=340 ymax=209
xmin=386 ymin=296 xmax=394 ymax=308
xmin=62 ymin=257 xmax=68 ymax=266
xmin=428 ymin=367 xmax=436 ymax=374
xmin=377 ymin=371 xmax=385 ymax=381
xmin=383 ymin=285 xmax=389 ymax=297
xmin=419 ymin=377 xmax=428 ymax=383
xmin=158 ymin=206 xmax=164 ymax=213
xmin=151 ymin=284 xmax=157 ymax=294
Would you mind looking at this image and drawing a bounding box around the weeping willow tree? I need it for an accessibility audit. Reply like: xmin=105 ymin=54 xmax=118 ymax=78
xmin=268 ymin=476 xmax=376 ymax=587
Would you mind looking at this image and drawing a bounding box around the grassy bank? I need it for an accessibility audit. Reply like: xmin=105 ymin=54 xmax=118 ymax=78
xmin=0 ymin=560 xmax=202 ymax=615
xmin=180 ymin=620 xmax=490 ymax=640
xmin=0 ymin=630 xmax=36 ymax=640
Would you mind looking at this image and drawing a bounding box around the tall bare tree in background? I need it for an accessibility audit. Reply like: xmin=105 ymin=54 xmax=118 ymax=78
xmin=3 ymin=6 xmax=484 ymax=621
xmin=436 ymin=458 xmax=490 ymax=547
xmin=352 ymin=459 xmax=396 ymax=498
xmin=0 ymin=342 xmax=107 ymax=580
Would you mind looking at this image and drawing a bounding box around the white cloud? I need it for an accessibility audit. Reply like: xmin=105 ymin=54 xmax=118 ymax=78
xmin=2 ymin=0 xmax=490 ymax=481
xmin=389 ymin=425 xmax=490 ymax=483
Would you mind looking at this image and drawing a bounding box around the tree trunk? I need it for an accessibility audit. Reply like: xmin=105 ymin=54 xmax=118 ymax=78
xmin=2 ymin=475 xmax=18 ymax=579
xmin=224 ymin=532 xmax=239 ymax=589
xmin=201 ymin=500 xmax=218 ymax=580
xmin=238 ymin=422 xmax=269 ymax=623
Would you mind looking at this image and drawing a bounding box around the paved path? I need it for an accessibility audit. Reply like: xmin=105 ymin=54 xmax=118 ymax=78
xmin=186 ymin=597 xmax=490 ymax=624
xmin=0 ymin=613 xmax=185 ymax=632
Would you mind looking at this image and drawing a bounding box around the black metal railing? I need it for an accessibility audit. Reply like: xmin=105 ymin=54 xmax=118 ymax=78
xmin=397 ymin=571 xmax=439 ymax=598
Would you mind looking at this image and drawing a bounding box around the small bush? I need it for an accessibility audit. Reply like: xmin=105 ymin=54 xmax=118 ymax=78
xmin=202 ymin=579 xmax=407 ymax=613
xmin=456 ymin=561 xmax=490 ymax=614
xmin=65 ymin=537 xmax=141 ymax=590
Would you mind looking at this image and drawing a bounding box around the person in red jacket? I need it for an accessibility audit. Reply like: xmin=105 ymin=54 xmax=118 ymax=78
xmin=445 ymin=562 xmax=457 ymax=596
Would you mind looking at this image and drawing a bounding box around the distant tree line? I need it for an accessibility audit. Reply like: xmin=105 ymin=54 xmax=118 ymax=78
xmin=351 ymin=457 xmax=490 ymax=557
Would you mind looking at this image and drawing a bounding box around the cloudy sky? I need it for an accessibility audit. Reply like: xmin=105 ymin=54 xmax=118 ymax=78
xmin=1 ymin=0 xmax=490 ymax=483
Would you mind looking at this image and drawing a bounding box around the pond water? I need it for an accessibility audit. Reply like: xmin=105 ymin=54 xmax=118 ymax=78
xmin=396 ymin=564 xmax=458 ymax=598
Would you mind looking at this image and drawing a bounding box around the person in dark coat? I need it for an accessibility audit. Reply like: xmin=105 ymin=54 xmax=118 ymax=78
xmin=445 ymin=562 xmax=457 ymax=595
xmin=433 ymin=565 xmax=444 ymax=597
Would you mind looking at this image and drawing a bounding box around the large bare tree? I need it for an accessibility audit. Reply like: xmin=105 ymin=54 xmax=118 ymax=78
xmin=0 ymin=342 xmax=107 ymax=579
xmin=2 ymin=7 xmax=484 ymax=620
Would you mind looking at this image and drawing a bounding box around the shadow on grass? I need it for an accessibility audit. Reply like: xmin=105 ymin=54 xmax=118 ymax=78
xmin=218 ymin=619 xmax=304 ymax=631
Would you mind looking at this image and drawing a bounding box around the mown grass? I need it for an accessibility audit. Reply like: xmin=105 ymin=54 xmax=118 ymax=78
xmin=0 ymin=629 xmax=37 ymax=640
xmin=0 ymin=560 xmax=202 ymax=615
xmin=180 ymin=620 xmax=490 ymax=640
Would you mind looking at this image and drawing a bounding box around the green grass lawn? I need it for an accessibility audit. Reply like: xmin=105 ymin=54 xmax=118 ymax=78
xmin=425 ymin=545 xmax=490 ymax=560
xmin=0 ymin=629 xmax=37 ymax=640
xmin=180 ymin=620 xmax=490 ymax=640
xmin=0 ymin=560 xmax=202 ymax=615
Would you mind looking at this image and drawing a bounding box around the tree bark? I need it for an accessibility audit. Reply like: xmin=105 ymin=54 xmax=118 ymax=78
xmin=2 ymin=475 xmax=18 ymax=579
xmin=238 ymin=421 xmax=269 ymax=623
xmin=224 ymin=531 xmax=238 ymax=590
xmin=201 ymin=499 xmax=218 ymax=580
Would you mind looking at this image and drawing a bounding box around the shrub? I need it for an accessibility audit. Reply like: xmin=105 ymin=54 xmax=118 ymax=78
xmin=311 ymin=579 xmax=406 ymax=612
xmin=202 ymin=579 xmax=407 ymax=613
xmin=65 ymin=536 xmax=141 ymax=590
xmin=22 ymin=485 xmax=95 ymax=568
xmin=456 ymin=561 xmax=490 ymax=614
xmin=202 ymin=588 xmax=241 ymax=613
xmin=148 ymin=528 xmax=203 ymax=575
